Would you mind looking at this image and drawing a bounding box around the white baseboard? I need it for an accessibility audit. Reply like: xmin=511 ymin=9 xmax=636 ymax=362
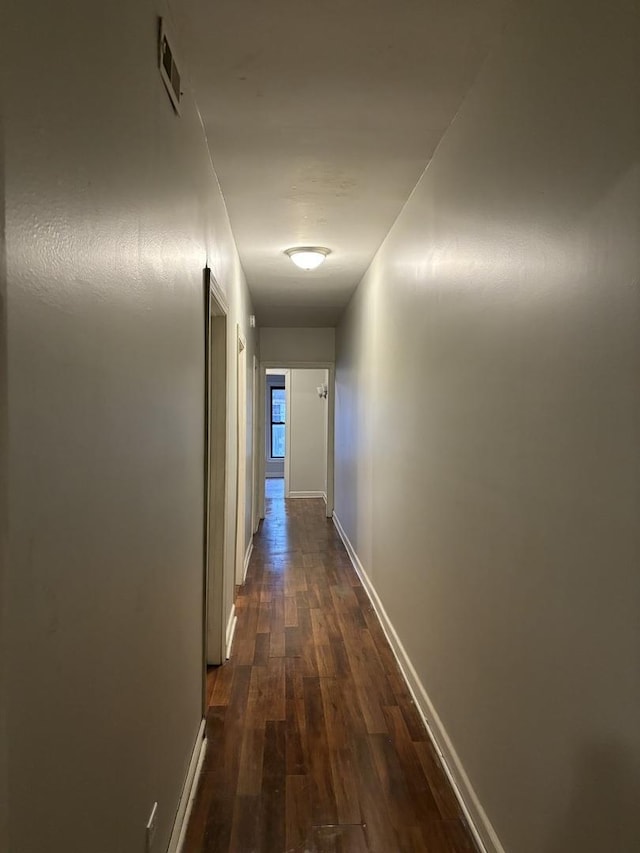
xmin=332 ymin=512 xmax=504 ymax=853
xmin=286 ymin=490 xmax=325 ymax=498
xmin=225 ymin=604 xmax=237 ymax=660
xmin=167 ymin=719 xmax=207 ymax=853
xmin=243 ymin=540 xmax=253 ymax=583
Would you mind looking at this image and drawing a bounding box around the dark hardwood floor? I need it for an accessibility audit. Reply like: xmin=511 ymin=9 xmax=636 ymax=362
xmin=184 ymin=479 xmax=476 ymax=853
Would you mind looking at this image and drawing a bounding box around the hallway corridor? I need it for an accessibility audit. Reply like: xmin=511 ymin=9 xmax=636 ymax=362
xmin=183 ymin=483 xmax=476 ymax=852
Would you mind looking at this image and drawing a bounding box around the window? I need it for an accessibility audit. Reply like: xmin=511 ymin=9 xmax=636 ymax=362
xmin=270 ymin=386 xmax=286 ymax=458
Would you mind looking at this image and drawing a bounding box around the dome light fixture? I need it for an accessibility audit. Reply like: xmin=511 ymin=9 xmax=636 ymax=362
xmin=284 ymin=246 xmax=331 ymax=270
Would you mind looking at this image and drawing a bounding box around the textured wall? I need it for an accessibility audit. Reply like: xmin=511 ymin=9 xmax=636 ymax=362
xmin=289 ymin=369 xmax=328 ymax=495
xmin=0 ymin=113 xmax=8 ymax=853
xmin=335 ymin=1 xmax=640 ymax=851
xmin=260 ymin=327 xmax=335 ymax=363
xmin=3 ymin=1 xmax=254 ymax=850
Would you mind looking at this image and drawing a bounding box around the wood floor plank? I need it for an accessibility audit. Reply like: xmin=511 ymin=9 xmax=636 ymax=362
xmin=181 ymin=769 xmax=215 ymax=851
xmin=298 ymin=604 xmax=320 ymax=677
xmin=195 ymin=789 xmax=235 ymax=853
xmin=414 ymin=740 xmax=464 ymax=821
xmin=271 ymin=595 xmax=285 ymax=634
xmin=382 ymin=705 xmax=442 ymax=823
xmin=284 ymin=625 xmax=302 ymax=658
xmin=269 ymin=630 xmax=286 ymax=658
xmin=284 ymin=594 xmax=299 ymax=627
xmin=210 ymin=665 xmax=251 ymax=777
xmin=419 ymin=817 xmax=479 ymax=852
xmin=311 ymin=608 xmax=338 ymax=677
xmin=320 ymin=677 xmax=361 ymax=825
xmin=265 ymin=657 xmax=286 ymax=721
xmin=207 ymin=663 xmax=232 ymax=707
xmin=342 ymin=631 xmax=390 ymax=735
xmin=259 ymin=720 xmax=286 ymax=852
xmin=235 ymin=722 xmax=265 ymax=797
xmin=256 ymin=599 xmax=272 ymax=634
xmin=285 ymin=774 xmax=311 ymax=852
xmin=253 ymin=631 xmax=270 ymax=666
xmin=303 ymin=675 xmax=339 ymax=826
xmin=184 ymin=480 xmax=477 ymax=853
xmin=228 ymin=794 xmax=260 ymax=852
xmin=352 ymin=734 xmax=400 ymax=853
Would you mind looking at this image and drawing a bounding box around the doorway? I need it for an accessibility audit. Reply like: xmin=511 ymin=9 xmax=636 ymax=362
xmin=203 ymin=269 xmax=228 ymax=673
xmin=235 ymin=328 xmax=248 ymax=586
xmin=251 ymin=355 xmax=259 ymax=536
xmin=265 ymin=369 xmax=287 ymax=483
xmin=259 ymin=363 xmax=334 ymax=522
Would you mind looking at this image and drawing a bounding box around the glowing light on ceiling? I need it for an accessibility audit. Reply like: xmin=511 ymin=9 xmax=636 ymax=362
xmin=284 ymin=246 xmax=331 ymax=270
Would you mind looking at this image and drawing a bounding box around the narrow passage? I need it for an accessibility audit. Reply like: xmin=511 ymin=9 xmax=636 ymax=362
xmin=184 ymin=480 xmax=476 ymax=852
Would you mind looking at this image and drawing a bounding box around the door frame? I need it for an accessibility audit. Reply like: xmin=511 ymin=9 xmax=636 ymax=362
xmin=251 ymin=355 xmax=259 ymax=534
xmin=258 ymin=361 xmax=335 ymax=521
xmin=203 ymin=267 xmax=229 ymax=680
xmin=234 ymin=328 xmax=248 ymax=586
xmin=264 ymin=370 xmax=288 ymax=482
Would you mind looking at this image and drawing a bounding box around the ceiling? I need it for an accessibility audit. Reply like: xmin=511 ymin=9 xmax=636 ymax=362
xmin=177 ymin=0 xmax=509 ymax=326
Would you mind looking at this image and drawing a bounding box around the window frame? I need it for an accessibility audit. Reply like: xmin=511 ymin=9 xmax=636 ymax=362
xmin=270 ymin=385 xmax=286 ymax=459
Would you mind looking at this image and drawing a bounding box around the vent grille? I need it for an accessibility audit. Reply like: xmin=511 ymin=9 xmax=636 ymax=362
xmin=159 ymin=19 xmax=181 ymax=114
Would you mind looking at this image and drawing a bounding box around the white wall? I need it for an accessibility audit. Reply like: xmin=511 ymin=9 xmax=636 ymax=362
xmin=2 ymin=2 xmax=255 ymax=851
xmin=289 ymin=369 xmax=328 ymax=497
xmin=260 ymin=326 xmax=335 ymax=362
xmin=0 ymin=117 xmax=8 ymax=853
xmin=335 ymin=2 xmax=640 ymax=852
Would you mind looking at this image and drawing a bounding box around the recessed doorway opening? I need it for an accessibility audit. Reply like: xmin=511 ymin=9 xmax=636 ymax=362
xmin=259 ymin=363 xmax=334 ymax=521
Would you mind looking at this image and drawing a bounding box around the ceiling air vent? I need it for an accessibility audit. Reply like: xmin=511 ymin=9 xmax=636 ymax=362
xmin=158 ymin=19 xmax=181 ymax=114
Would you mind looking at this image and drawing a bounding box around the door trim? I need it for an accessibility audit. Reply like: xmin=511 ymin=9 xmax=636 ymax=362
xmin=235 ymin=327 xmax=247 ymax=586
xmin=259 ymin=361 xmax=335 ymax=520
xmin=203 ymin=267 xmax=229 ymax=676
xmin=251 ymin=355 xmax=259 ymax=534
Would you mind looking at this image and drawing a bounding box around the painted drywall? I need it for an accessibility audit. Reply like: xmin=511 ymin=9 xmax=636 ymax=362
xmin=289 ymin=369 xmax=328 ymax=496
xmin=335 ymin=1 xmax=640 ymax=852
xmin=2 ymin=2 xmax=255 ymax=851
xmin=265 ymin=373 xmax=286 ymax=478
xmin=0 ymin=115 xmax=8 ymax=853
xmin=260 ymin=326 xmax=335 ymax=363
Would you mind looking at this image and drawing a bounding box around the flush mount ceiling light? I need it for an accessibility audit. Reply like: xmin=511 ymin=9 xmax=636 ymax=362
xmin=284 ymin=246 xmax=331 ymax=270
